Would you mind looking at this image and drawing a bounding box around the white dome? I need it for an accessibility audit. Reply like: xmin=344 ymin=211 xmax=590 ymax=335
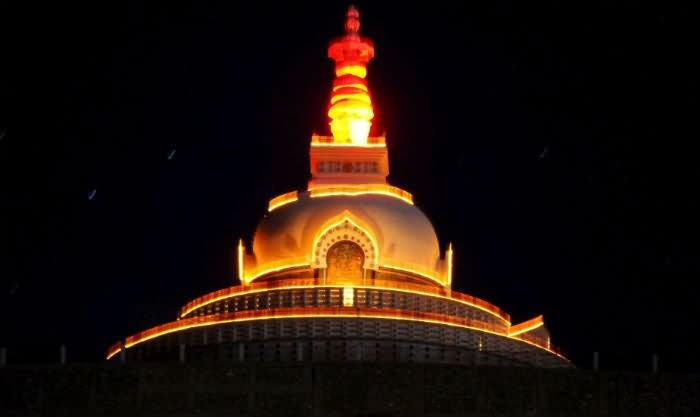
xmin=251 ymin=191 xmax=443 ymax=278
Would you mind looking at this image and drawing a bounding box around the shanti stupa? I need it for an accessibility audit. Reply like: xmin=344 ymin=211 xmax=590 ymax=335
xmin=108 ymin=6 xmax=570 ymax=368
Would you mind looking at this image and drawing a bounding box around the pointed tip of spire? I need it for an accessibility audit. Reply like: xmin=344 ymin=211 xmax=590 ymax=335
xmin=344 ymin=4 xmax=361 ymax=34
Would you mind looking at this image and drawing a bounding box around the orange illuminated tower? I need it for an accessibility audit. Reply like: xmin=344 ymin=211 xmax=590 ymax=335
xmin=327 ymin=5 xmax=375 ymax=145
xmin=107 ymin=6 xmax=570 ymax=369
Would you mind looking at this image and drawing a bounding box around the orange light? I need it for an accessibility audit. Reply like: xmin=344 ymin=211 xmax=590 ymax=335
xmin=326 ymin=8 xmax=375 ymax=145
xmin=310 ymin=134 xmax=385 ymax=148
xmin=178 ymin=280 xmax=510 ymax=324
xmin=268 ymin=191 xmax=299 ymax=212
xmin=107 ymin=307 xmax=566 ymax=361
xmin=237 ymin=239 xmax=245 ymax=282
xmin=447 ymin=243 xmax=454 ymax=287
xmin=309 ymin=184 xmax=414 ymax=205
xmin=508 ymin=315 xmax=545 ymax=337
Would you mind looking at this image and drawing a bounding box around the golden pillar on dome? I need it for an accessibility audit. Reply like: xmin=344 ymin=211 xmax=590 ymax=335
xmin=327 ymin=6 xmax=375 ymax=145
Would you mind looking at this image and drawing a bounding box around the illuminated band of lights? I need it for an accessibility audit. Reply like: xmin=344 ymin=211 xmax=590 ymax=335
xmin=310 ymin=134 xmax=386 ymax=147
xmin=267 ymin=191 xmax=299 ymax=212
xmin=106 ymin=307 xmax=567 ymax=361
xmin=507 ymin=315 xmax=545 ymax=337
xmin=310 ymin=142 xmax=387 ymax=148
xmin=309 ymin=185 xmax=414 ymax=205
xmin=268 ymin=186 xmax=414 ymax=213
xmin=178 ymin=283 xmax=511 ymax=324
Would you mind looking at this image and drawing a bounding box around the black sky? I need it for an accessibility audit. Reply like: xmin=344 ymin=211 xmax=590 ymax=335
xmin=1 ymin=1 xmax=699 ymax=371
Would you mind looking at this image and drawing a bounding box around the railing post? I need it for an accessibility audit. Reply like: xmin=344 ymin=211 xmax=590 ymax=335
xmin=179 ymin=344 xmax=186 ymax=363
xmin=652 ymin=353 xmax=659 ymax=373
xmin=238 ymin=343 xmax=245 ymax=361
xmin=593 ymin=351 xmax=599 ymax=371
xmin=59 ymin=344 xmax=66 ymax=365
xmin=119 ymin=341 xmax=126 ymax=363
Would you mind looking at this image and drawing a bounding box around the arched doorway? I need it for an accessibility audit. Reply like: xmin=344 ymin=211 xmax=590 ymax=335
xmin=326 ymin=240 xmax=365 ymax=284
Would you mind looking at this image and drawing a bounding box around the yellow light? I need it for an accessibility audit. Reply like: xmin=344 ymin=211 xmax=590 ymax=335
xmin=268 ymin=191 xmax=299 ymax=212
xmin=343 ymin=287 xmax=354 ymax=306
xmin=329 ymin=118 xmax=372 ymax=145
xmin=380 ymin=264 xmax=446 ymax=287
xmin=447 ymin=243 xmax=454 ymax=288
xmin=178 ymin=281 xmax=510 ymax=324
xmin=107 ymin=307 xmax=567 ymax=361
xmin=237 ymin=239 xmax=244 ymax=282
xmin=330 ymin=93 xmax=372 ymax=106
xmin=335 ymin=65 xmax=367 ymax=78
xmin=308 ymin=184 xmax=414 ymax=205
xmin=310 ymin=134 xmax=386 ymax=148
xmin=333 ymin=83 xmax=368 ymax=92
xmin=310 ymin=142 xmax=386 ymax=148
xmin=508 ymin=315 xmax=545 ymax=337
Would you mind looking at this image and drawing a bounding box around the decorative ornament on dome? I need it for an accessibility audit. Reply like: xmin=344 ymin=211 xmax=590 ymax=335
xmin=327 ymin=5 xmax=375 ymax=145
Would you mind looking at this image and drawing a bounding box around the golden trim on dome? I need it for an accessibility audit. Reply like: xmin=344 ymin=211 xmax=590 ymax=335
xmin=310 ymin=134 xmax=386 ymax=147
xmin=268 ymin=191 xmax=299 ymax=212
xmin=309 ymin=184 xmax=413 ymax=205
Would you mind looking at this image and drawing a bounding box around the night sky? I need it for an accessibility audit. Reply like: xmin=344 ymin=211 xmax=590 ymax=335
xmin=2 ymin=1 xmax=698 ymax=371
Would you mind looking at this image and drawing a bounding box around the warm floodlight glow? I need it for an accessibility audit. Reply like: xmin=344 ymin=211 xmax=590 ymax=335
xmin=327 ymin=6 xmax=375 ymax=145
xmin=343 ymin=287 xmax=355 ymax=306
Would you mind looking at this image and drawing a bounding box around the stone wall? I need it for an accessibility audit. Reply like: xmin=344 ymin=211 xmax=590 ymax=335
xmin=1 ymin=362 xmax=698 ymax=416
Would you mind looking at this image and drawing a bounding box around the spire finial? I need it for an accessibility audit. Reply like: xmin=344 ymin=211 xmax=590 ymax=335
xmin=327 ymin=5 xmax=375 ymax=145
xmin=344 ymin=5 xmax=360 ymax=35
